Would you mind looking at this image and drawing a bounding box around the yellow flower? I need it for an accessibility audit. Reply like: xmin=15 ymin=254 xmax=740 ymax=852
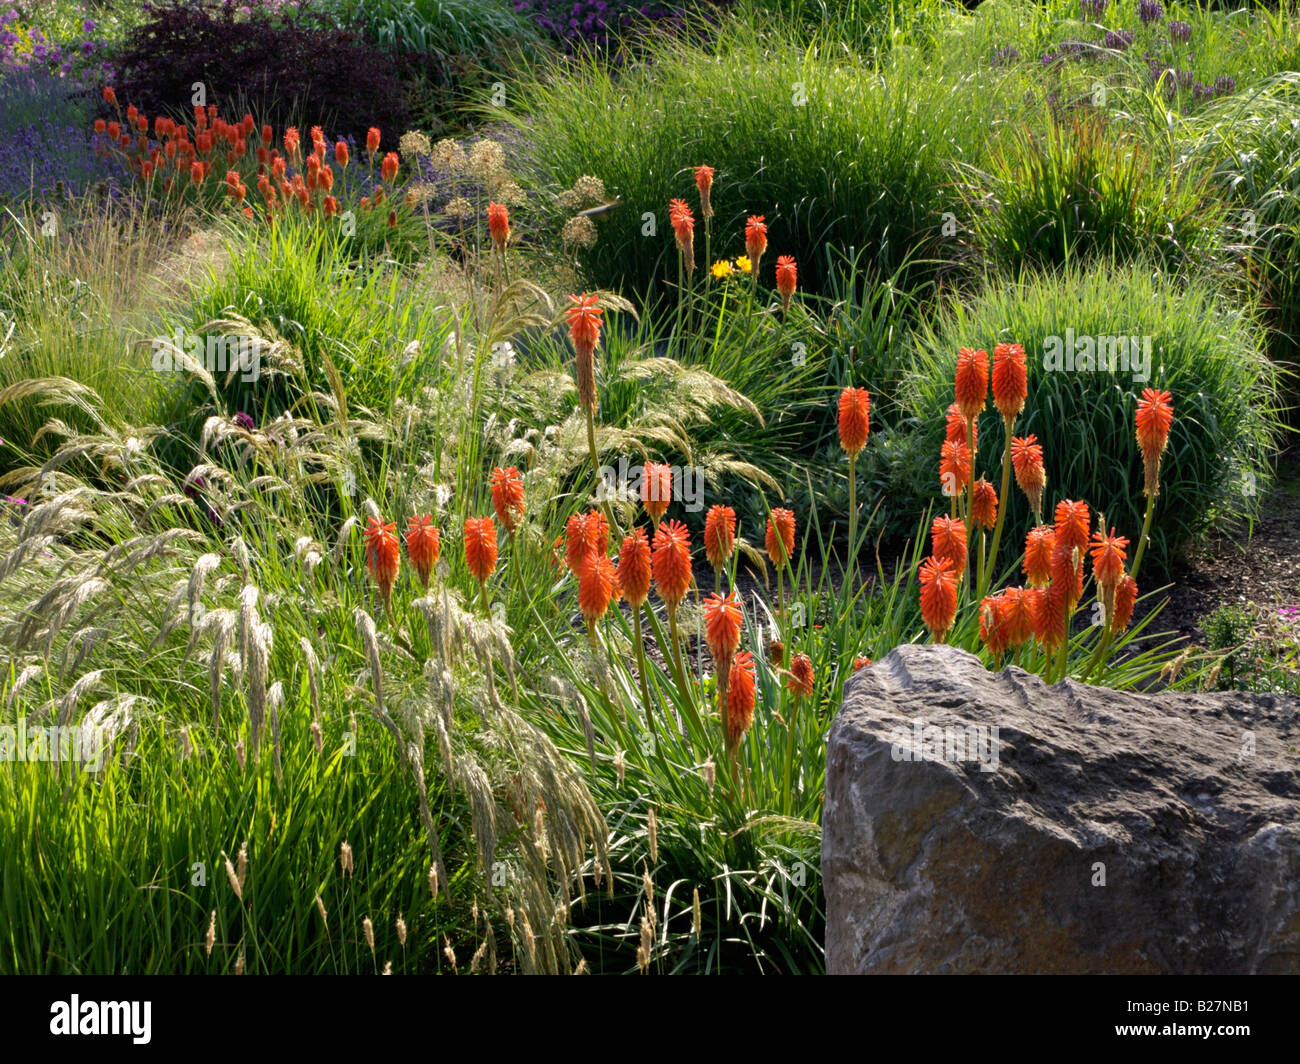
xmin=710 ymin=259 xmax=733 ymax=279
xmin=735 ymin=255 xmax=753 ymax=274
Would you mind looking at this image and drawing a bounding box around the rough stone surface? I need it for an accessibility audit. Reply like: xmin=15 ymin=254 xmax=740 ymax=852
xmin=823 ymin=644 xmax=1300 ymax=974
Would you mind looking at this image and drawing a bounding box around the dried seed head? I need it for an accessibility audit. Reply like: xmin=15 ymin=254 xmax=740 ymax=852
xmin=234 ymin=950 xmax=245 ymax=975
xmin=701 ymin=758 xmax=716 ymax=793
xmin=382 ymin=960 xmax=393 ymax=975
xmin=340 ymin=841 xmax=354 ymax=877
xmin=470 ymin=940 xmax=488 ymax=973
xmin=363 ymin=916 xmax=375 ymax=953
xmin=235 ymin=739 xmax=246 ymax=770
xmin=180 ymin=727 xmax=192 ymax=759
xmin=647 ymin=807 xmax=658 ymax=866
xmin=642 ymin=867 xmax=655 ymax=909
xmin=205 ymin=910 xmax=216 ymax=956
xmin=315 ymin=894 xmax=328 ymax=931
xmin=310 ymin=720 xmax=323 ymax=753
xmin=221 ymin=850 xmax=242 ymax=901
xmin=1205 ymin=661 xmax=1223 ymax=691
xmin=235 ymin=841 xmax=248 ymax=893
xmin=637 ymin=917 xmax=653 ymax=973
xmin=396 ymin=915 xmax=407 ymax=947
xmin=442 ymin=935 xmax=458 ymax=974
xmin=614 ymin=748 xmax=625 ymax=785
xmin=692 ymin=888 xmax=702 ymax=936
xmin=574 ymin=958 xmax=589 ymax=975
xmin=427 ymin=864 xmax=439 ymax=897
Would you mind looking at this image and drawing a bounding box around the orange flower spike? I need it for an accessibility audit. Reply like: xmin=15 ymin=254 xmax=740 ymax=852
xmin=852 ymin=656 xmax=872 ymax=672
xmin=838 ymin=386 xmax=871 ymax=457
xmin=1113 ymin=574 xmax=1138 ymax=632
xmin=363 ymin=516 xmax=401 ymax=613
xmin=1135 ymin=388 xmax=1174 ymax=497
xmin=945 ymin=402 xmax=977 ymax=450
xmin=744 ymin=215 xmax=767 ymax=272
xmin=335 ymin=140 xmax=349 ymax=168
xmin=1023 ymin=526 xmax=1056 ymax=587
xmin=954 ymin=347 xmax=989 ymax=422
xmin=1050 ymin=543 xmax=1084 ymax=609
xmin=703 ymin=592 xmax=744 ymax=667
xmin=775 ymin=255 xmax=798 ymax=311
xmin=1002 ymin=586 xmax=1035 ymax=647
xmin=1053 ymin=499 xmax=1091 ymax=553
xmin=765 ymin=508 xmax=796 ymax=568
xmin=366 ymin=127 xmax=381 ymax=155
xmin=939 ymin=439 xmax=972 ymax=496
xmin=617 ymin=529 xmax=653 ymax=608
xmin=992 ymin=342 xmax=1027 ymax=424
xmin=490 ymin=466 xmax=525 ymax=534
xmin=971 ymin=477 xmax=998 ymax=530
xmin=725 ymin=651 xmax=757 ymax=749
xmin=641 ymin=462 xmax=673 ymax=525
xmin=930 ymin=515 xmax=969 ymax=577
xmin=380 ymin=151 xmax=399 ymax=183
xmin=405 ymin=515 xmax=441 ymax=590
xmin=703 ymin=504 xmax=737 ymax=571
xmin=487 ymin=201 xmax=510 ymax=251
xmin=980 ymin=594 xmax=1012 ymax=658
xmin=669 ymin=198 xmax=695 ymax=273
xmin=565 ymin=293 xmax=603 ymax=415
xmin=918 ymin=556 xmax=959 ymax=643
xmin=694 ymin=165 xmax=714 ymax=219
xmin=578 ymin=555 xmax=618 ymax=626
xmin=1010 ymin=435 xmax=1047 ymax=516
xmin=652 ymin=519 xmax=693 ymax=613
xmin=1089 ymin=528 xmax=1129 ymax=595
xmin=787 ymin=652 xmax=815 ymax=700
xmin=464 ymin=516 xmax=498 ymax=584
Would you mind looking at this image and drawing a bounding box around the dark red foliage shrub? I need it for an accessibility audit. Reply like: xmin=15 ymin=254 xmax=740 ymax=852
xmin=107 ymin=1 xmax=419 ymax=144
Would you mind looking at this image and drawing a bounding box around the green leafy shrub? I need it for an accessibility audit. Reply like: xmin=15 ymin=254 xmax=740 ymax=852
xmin=900 ymin=261 xmax=1283 ymax=574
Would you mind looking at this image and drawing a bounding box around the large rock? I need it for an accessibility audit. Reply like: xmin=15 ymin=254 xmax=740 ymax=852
xmin=823 ymin=644 xmax=1300 ymax=974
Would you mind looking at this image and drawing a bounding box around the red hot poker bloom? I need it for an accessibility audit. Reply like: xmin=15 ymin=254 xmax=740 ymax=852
xmin=669 ymin=198 xmax=695 ymax=273
xmin=617 ymin=529 xmax=652 ymax=608
xmin=787 ymin=652 xmax=815 ymax=700
xmin=1113 ymin=574 xmax=1138 ymax=632
xmin=703 ymin=591 xmax=743 ymax=666
xmin=490 ymin=466 xmax=525 ymax=533
xmin=565 ymin=510 xmax=609 ymax=574
xmin=1135 ymin=388 xmax=1173 ymax=497
xmin=1053 ymin=499 xmax=1091 ymax=553
xmin=765 ymin=508 xmax=796 ymax=568
xmin=487 ymin=201 xmax=510 ymax=250
xmin=364 ymin=516 xmax=400 ymax=610
xmin=1023 ymin=525 xmax=1056 ymax=587
xmin=703 ymin=504 xmax=737 ymax=571
xmin=366 ymin=127 xmax=381 ymax=155
xmin=939 ymin=439 xmax=972 ymax=496
xmin=578 ymin=554 xmax=619 ymax=626
xmin=1089 ymin=528 xmax=1129 ymax=595
xmin=566 ymin=293 xmax=602 ymax=414
xmin=945 ymin=403 xmax=977 ymax=450
xmin=1010 ymin=435 xmax=1046 ymax=516
xmin=954 ymin=347 xmax=989 ymax=423
xmin=694 ymin=165 xmax=714 ymax=219
xmin=335 ymin=141 xmax=349 ymax=168
xmin=380 ymin=151 xmax=399 ymax=183
xmin=725 ymin=651 xmax=757 ymax=748
xmin=641 ymin=462 xmax=673 ymax=525
xmin=853 ymin=656 xmax=872 ymax=672
xmin=980 ymin=595 xmax=1012 ymax=657
xmin=405 ymin=515 xmax=441 ymax=589
xmin=930 ymin=515 xmax=969 ymax=577
xmin=971 ymin=477 xmax=998 ymax=529
xmin=464 ymin=517 xmax=498 ymax=583
xmin=919 ymin=556 xmax=959 ymax=642
xmin=838 ymin=386 xmax=871 ymax=457
xmin=744 ymin=215 xmax=767 ymax=270
xmin=652 ymin=519 xmax=693 ymax=613
xmin=992 ymin=342 xmax=1027 ymax=423
xmin=775 ymin=255 xmax=797 ymax=311
xmin=1001 ymin=586 xmax=1035 ymax=647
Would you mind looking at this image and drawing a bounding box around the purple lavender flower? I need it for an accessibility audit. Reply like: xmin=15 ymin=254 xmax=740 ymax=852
xmin=233 ymin=412 xmax=256 ymax=431
xmin=1168 ymin=19 xmax=1191 ymax=42
xmin=991 ymin=46 xmax=1020 ymax=67
xmin=1138 ymin=0 xmax=1164 ymax=26
xmin=1214 ymin=75 xmax=1236 ymax=96
xmin=1080 ymin=0 xmax=1108 ymax=19
xmin=1105 ymin=29 xmax=1135 ymax=50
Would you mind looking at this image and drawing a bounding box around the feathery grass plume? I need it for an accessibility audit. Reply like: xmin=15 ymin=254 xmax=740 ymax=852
xmin=221 ymin=850 xmax=242 ymax=901
xmin=299 ymin=637 xmax=321 ymax=724
xmin=205 ymin=910 xmax=216 ymax=957
xmin=235 ymin=739 xmax=245 ymax=770
xmin=363 ymin=917 xmax=375 ymax=954
xmin=236 ymin=842 xmax=248 ymax=895
xmin=315 ymin=895 xmax=328 ymax=932
xmin=443 ymin=936 xmax=458 ymax=974
xmin=340 ymin=841 xmax=354 ymax=877
xmin=55 ymin=669 xmax=103 ymax=728
xmin=234 ymin=951 xmax=245 ymax=975
xmin=4 ymin=664 xmax=42 ymax=710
